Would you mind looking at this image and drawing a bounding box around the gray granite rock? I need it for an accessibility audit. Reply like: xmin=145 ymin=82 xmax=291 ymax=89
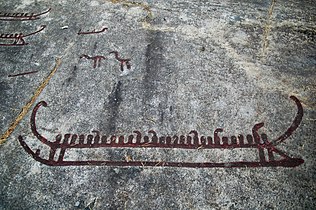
xmin=0 ymin=0 xmax=315 ymax=209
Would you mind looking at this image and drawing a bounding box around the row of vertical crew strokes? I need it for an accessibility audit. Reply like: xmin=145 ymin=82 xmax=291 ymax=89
xmin=30 ymin=96 xmax=303 ymax=151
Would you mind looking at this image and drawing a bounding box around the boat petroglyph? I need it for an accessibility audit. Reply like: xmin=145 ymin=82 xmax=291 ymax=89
xmin=0 ymin=8 xmax=51 ymax=21
xmin=18 ymin=96 xmax=304 ymax=168
xmin=0 ymin=25 xmax=46 ymax=46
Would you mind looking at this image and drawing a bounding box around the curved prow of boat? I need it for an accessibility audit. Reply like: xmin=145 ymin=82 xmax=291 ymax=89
xmin=270 ymin=95 xmax=303 ymax=146
xmin=23 ymin=25 xmax=46 ymax=37
xmin=18 ymin=97 xmax=304 ymax=168
xmin=34 ymin=8 xmax=51 ymax=18
xmin=31 ymin=101 xmax=53 ymax=147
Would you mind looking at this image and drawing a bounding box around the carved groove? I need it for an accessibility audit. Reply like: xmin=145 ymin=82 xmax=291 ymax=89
xmin=78 ymin=27 xmax=108 ymax=35
xmin=18 ymin=96 xmax=304 ymax=168
xmin=80 ymin=51 xmax=131 ymax=71
xmin=0 ymin=25 xmax=46 ymax=46
xmin=0 ymin=8 xmax=51 ymax=21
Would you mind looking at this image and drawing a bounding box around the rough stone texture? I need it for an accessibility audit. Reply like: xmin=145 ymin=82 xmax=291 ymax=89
xmin=0 ymin=0 xmax=315 ymax=209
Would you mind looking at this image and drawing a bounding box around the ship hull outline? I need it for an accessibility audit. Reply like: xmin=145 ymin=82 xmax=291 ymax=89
xmin=18 ymin=96 xmax=304 ymax=168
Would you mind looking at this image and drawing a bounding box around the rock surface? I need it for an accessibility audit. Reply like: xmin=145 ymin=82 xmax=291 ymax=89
xmin=0 ymin=0 xmax=315 ymax=209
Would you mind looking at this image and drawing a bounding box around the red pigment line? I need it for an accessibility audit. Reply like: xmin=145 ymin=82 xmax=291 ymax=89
xmin=80 ymin=54 xmax=106 ymax=68
xmin=0 ymin=33 xmax=26 ymax=46
xmin=109 ymin=51 xmax=131 ymax=71
xmin=0 ymin=58 xmax=61 ymax=145
xmin=77 ymin=27 xmax=108 ymax=35
xmin=17 ymin=136 xmax=304 ymax=168
xmin=18 ymin=96 xmax=304 ymax=168
xmin=270 ymin=95 xmax=303 ymax=146
xmin=8 ymin=70 xmax=38 ymax=77
xmin=27 ymin=98 xmax=303 ymax=151
xmin=23 ymin=25 xmax=46 ymax=37
xmin=0 ymin=43 xmax=28 ymax=46
xmin=0 ymin=25 xmax=46 ymax=46
xmin=0 ymin=8 xmax=51 ymax=21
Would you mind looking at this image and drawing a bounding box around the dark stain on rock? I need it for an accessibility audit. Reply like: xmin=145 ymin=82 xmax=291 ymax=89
xmin=62 ymin=65 xmax=78 ymax=86
xmin=143 ymin=31 xmax=164 ymax=102
xmin=158 ymin=102 xmax=164 ymax=124
xmin=103 ymin=166 xmax=142 ymax=209
xmin=142 ymin=31 xmax=177 ymax=127
xmin=0 ymin=81 xmax=11 ymax=109
xmin=93 ymin=41 xmax=98 ymax=52
xmin=106 ymin=81 xmax=123 ymax=134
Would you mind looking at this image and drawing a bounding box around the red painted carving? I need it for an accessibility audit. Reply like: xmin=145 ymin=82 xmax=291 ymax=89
xmin=80 ymin=54 xmax=106 ymax=68
xmin=79 ymin=51 xmax=131 ymax=71
xmin=0 ymin=25 xmax=46 ymax=46
xmin=0 ymin=8 xmax=51 ymax=21
xmin=109 ymin=51 xmax=131 ymax=71
xmin=18 ymin=96 xmax=304 ymax=168
xmin=8 ymin=70 xmax=38 ymax=77
xmin=78 ymin=27 xmax=108 ymax=35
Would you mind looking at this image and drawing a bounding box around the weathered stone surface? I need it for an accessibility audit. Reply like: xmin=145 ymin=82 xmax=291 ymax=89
xmin=0 ymin=0 xmax=315 ymax=209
